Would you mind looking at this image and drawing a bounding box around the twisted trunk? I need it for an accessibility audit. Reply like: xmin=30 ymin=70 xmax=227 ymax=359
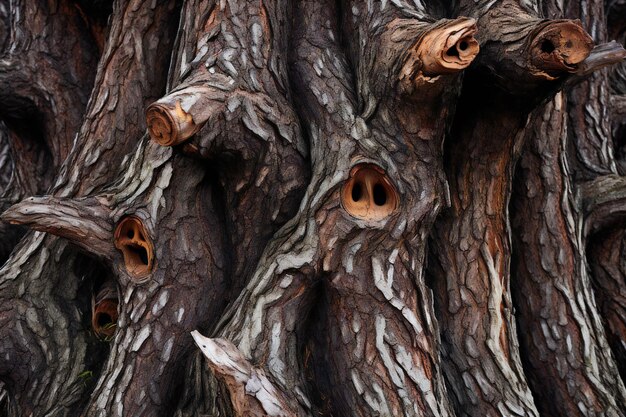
xmin=0 ymin=0 xmax=177 ymax=415
xmin=0 ymin=1 xmax=625 ymax=416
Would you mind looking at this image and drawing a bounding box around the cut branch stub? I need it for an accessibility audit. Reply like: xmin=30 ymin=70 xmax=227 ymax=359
xmin=146 ymin=102 xmax=191 ymax=147
xmin=146 ymin=86 xmax=221 ymax=147
xmin=341 ymin=164 xmax=398 ymax=221
xmin=529 ymin=20 xmax=593 ymax=79
xmin=114 ymin=216 xmax=154 ymax=279
xmin=405 ymin=18 xmax=479 ymax=78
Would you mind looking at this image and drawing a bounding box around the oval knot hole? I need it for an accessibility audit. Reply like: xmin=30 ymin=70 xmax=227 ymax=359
xmin=114 ymin=216 xmax=154 ymax=279
xmin=341 ymin=164 xmax=398 ymax=221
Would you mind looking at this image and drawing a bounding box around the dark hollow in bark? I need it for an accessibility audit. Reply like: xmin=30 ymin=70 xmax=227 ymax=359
xmin=341 ymin=164 xmax=399 ymax=221
xmin=2 ymin=0 xmax=626 ymax=416
xmin=92 ymin=279 xmax=119 ymax=339
xmin=114 ymin=216 xmax=155 ymax=279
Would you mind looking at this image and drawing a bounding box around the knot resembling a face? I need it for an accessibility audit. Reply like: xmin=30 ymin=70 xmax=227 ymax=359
xmin=528 ymin=20 xmax=593 ymax=79
xmin=341 ymin=164 xmax=398 ymax=221
xmin=114 ymin=216 xmax=154 ymax=279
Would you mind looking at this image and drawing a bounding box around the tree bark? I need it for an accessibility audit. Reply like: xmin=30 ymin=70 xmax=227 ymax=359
xmin=587 ymin=224 xmax=626 ymax=381
xmin=0 ymin=0 xmax=101 ymax=263
xmin=426 ymin=1 xmax=622 ymax=416
xmin=191 ymin=1 xmax=479 ymax=415
xmin=0 ymin=0 xmax=178 ymax=415
xmin=511 ymin=94 xmax=626 ymax=417
xmin=1 ymin=1 xmax=626 ymax=416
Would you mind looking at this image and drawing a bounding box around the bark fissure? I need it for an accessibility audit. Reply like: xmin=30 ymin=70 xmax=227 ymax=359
xmin=1 ymin=0 xmax=626 ymax=416
xmin=429 ymin=1 xmax=621 ymax=416
xmin=0 ymin=0 xmax=179 ymax=414
xmin=188 ymin=1 xmax=479 ymax=416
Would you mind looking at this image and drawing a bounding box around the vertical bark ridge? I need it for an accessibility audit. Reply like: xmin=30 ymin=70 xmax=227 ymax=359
xmin=0 ymin=1 xmax=178 ymax=415
xmin=0 ymin=122 xmax=11 ymax=195
xmin=430 ymin=1 xmax=596 ymax=416
xmin=0 ymin=122 xmax=24 ymax=264
xmin=196 ymin=1 xmax=477 ymax=415
xmin=579 ymin=0 xmax=626 ymax=382
xmin=562 ymin=0 xmax=626 ymax=393
xmin=608 ymin=0 xmax=626 ymax=101
xmin=52 ymin=0 xmax=179 ymax=197
xmin=587 ymin=225 xmax=626 ymax=381
xmin=511 ymin=94 xmax=626 ymax=417
xmin=430 ymin=96 xmax=539 ymax=417
xmin=564 ymin=0 xmax=618 ymax=179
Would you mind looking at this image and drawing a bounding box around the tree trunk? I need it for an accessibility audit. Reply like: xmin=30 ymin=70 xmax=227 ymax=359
xmin=0 ymin=0 xmax=626 ymax=416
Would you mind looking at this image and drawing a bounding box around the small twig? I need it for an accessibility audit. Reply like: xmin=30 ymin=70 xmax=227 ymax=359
xmin=565 ymin=41 xmax=626 ymax=87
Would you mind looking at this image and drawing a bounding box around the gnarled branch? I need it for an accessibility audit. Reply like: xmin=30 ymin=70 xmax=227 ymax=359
xmin=1 ymin=196 xmax=115 ymax=260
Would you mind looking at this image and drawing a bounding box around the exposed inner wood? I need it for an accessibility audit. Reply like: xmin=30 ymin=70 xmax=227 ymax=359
xmin=114 ymin=216 xmax=154 ymax=278
xmin=341 ymin=164 xmax=398 ymax=221
xmin=529 ymin=21 xmax=593 ymax=78
xmin=146 ymin=103 xmax=184 ymax=147
xmin=146 ymin=88 xmax=216 ymax=147
xmin=417 ymin=18 xmax=479 ymax=76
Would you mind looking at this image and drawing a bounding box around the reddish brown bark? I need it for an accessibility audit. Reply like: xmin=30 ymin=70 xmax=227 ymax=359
xmin=511 ymin=95 xmax=626 ymax=416
xmin=0 ymin=1 xmax=625 ymax=416
xmin=0 ymin=0 xmax=178 ymax=415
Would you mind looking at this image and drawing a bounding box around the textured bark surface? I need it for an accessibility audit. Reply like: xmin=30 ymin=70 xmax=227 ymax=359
xmin=0 ymin=0 xmax=626 ymax=416
xmin=511 ymin=94 xmax=626 ymax=416
xmin=588 ymin=224 xmax=626 ymax=381
xmin=0 ymin=0 xmax=178 ymax=415
xmin=427 ymin=1 xmax=617 ymax=416
xmin=200 ymin=2 xmax=477 ymax=415
xmin=0 ymin=0 xmax=100 ymax=263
